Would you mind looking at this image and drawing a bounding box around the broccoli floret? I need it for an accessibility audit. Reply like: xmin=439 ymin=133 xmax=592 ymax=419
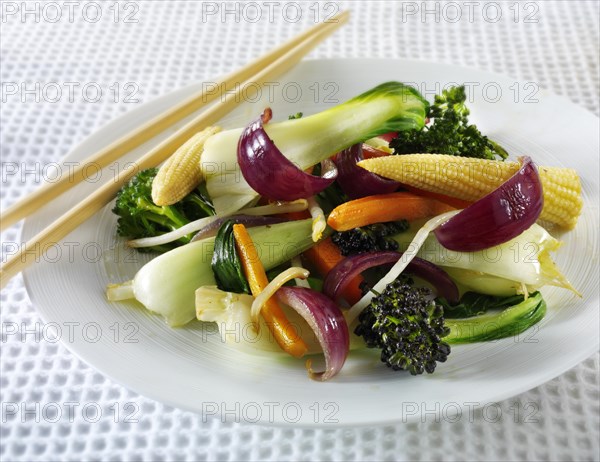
xmin=331 ymin=221 xmax=409 ymax=256
xmin=112 ymin=168 xmax=214 ymax=253
xmin=355 ymin=276 xmax=451 ymax=375
xmin=390 ymin=86 xmax=508 ymax=160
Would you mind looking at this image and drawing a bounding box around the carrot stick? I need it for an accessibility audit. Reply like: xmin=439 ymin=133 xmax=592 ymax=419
xmin=232 ymin=224 xmax=308 ymax=358
xmin=302 ymin=238 xmax=364 ymax=305
xmin=327 ymin=192 xmax=456 ymax=231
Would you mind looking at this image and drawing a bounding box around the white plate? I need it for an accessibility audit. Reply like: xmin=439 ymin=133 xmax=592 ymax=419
xmin=22 ymin=59 xmax=600 ymax=427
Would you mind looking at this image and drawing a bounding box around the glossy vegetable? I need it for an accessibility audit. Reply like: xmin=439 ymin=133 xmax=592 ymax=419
xmin=393 ymin=222 xmax=578 ymax=296
xmin=358 ymin=153 xmax=583 ymax=229
xmin=232 ymin=224 xmax=308 ymax=358
xmin=105 ymin=219 xmax=315 ymax=326
xmin=307 ymin=196 xmax=327 ymax=242
xmin=195 ymin=286 xmax=265 ymax=349
xmin=434 ymin=157 xmax=543 ymax=251
xmin=354 ymin=276 xmax=450 ymax=375
xmin=302 ymin=238 xmax=364 ymax=305
xmin=152 ymin=126 xmax=221 ymax=206
xmin=191 ymin=214 xmax=284 ymax=242
xmin=277 ymin=287 xmax=349 ymax=381
xmin=250 ymin=267 xmax=309 ymax=324
xmin=238 ymin=108 xmax=338 ymax=201
xmin=331 ymin=221 xmax=408 ymax=256
xmin=323 ymin=251 xmax=459 ymax=304
xmin=438 ymin=292 xmax=526 ymax=319
xmin=196 ymin=285 xmax=364 ymax=356
xmin=390 ymin=85 xmax=508 ymax=160
xmin=201 ymin=82 xmax=429 ymax=214
xmin=346 ymin=211 xmax=461 ymax=323
xmin=113 ymin=168 xmax=214 ymax=253
xmin=327 ymin=192 xmax=455 ymax=232
xmin=333 ymin=143 xmax=399 ymax=199
xmin=444 ymin=292 xmax=547 ymax=343
xmin=211 ymin=220 xmax=250 ymax=294
xmin=129 ymin=200 xmax=307 ymax=249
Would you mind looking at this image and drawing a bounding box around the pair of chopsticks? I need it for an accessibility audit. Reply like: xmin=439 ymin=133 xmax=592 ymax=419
xmin=0 ymin=12 xmax=350 ymax=288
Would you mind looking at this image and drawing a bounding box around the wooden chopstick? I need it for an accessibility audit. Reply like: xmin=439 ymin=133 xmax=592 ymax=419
xmin=0 ymin=12 xmax=350 ymax=288
xmin=0 ymin=12 xmax=349 ymax=232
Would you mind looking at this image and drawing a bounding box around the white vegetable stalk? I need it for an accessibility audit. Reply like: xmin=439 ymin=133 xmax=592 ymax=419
xmin=105 ymin=219 xmax=315 ymax=327
xmin=195 ymin=286 xmax=282 ymax=353
xmin=201 ymin=83 xmax=429 ymax=215
xmin=127 ymin=199 xmax=308 ymax=248
xmin=106 ymin=281 xmax=134 ymax=301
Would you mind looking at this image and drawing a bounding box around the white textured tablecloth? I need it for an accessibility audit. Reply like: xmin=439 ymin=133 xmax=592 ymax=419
xmin=1 ymin=1 xmax=599 ymax=461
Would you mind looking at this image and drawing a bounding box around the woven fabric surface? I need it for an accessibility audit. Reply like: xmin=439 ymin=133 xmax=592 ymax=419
xmin=1 ymin=1 xmax=599 ymax=461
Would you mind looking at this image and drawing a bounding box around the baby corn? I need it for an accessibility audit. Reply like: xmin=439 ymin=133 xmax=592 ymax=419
xmin=152 ymin=126 xmax=221 ymax=206
xmin=358 ymin=154 xmax=583 ymax=229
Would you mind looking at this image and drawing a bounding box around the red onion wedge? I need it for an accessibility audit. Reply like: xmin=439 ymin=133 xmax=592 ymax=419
xmin=323 ymin=251 xmax=459 ymax=305
xmin=333 ymin=144 xmax=399 ymax=199
xmin=276 ymin=287 xmax=349 ymax=381
xmin=434 ymin=156 xmax=543 ymax=252
xmin=237 ymin=108 xmax=337 ymax=201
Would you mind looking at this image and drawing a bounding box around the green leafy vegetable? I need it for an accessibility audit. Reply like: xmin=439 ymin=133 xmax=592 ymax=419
xmin=390 ymin=85 xmax=508 ymax=160
xmin=438 ymin=292 xmax=526 ymax=319
xmin=288 ymin=112 xmax=303 ymax=120
xmin=112 ymin=168 xmax=214 ymax=253
xmin=201 ymin=82 xmax=430 ymax=214
xmin=211 ymin=220 xmax=250 ymax=294
xmin=444 ymin=292 xmax=546 ymax=343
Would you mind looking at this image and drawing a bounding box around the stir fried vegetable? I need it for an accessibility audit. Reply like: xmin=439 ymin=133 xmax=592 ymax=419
xmin=152 ymin=126 xmax=221 ymax=206
xmin=107 ymin=219 xmax=314 ymax=326
xmin=302 ymin=237 xmax=364 ymax=305
xmin=355 ymin=276 xmax=451 ymax=375
xmin=331 ymin=221 xmax=409 ymax=256
xmin=390 ymin=85 xmax=508 ymax=160
xmin=211 ymin=220 xmax=250 ymax=294
xmin=201 ymin=82 xmax=429 ymax=214
xmin=113 ymin=168 xmax=214 ymax=252
xmin=358 ymin=153 xmax=583 ymax=229
xmin=327 ymin=192 xmax=455 ymax=232
xmin=443 ymin=292 xmax=547 ymax=343
xmin=106 ymin=82 xmax=581 ymax=381
xmin=355 ymin=277 xmax=547 ymax=374
xmin=392 ymin=222 xmax=577 ymax=296
xmin=232 ymin=223 xmax=309 ymax=358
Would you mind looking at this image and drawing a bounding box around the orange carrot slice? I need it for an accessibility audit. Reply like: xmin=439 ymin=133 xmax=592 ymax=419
xmin=233 ymin=224 xmax=308 ymax=358
xmin=327 ymin=192 xmax=456 ymax=232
